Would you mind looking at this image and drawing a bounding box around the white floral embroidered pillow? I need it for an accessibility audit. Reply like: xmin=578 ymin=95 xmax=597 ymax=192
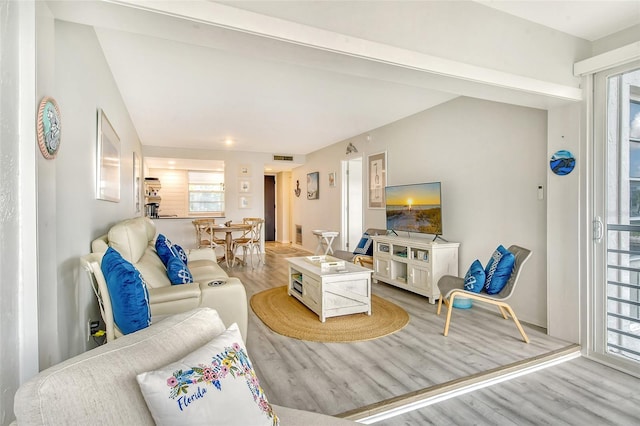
xmin=136 ymin=323 xmax=279 ymax=426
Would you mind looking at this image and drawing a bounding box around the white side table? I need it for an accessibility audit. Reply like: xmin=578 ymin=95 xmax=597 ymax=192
xmin=312 ymin=230 xmax=339 ymax=255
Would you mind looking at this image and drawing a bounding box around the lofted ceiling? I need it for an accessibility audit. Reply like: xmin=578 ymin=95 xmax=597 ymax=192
xmin=47 ymin=1 xmax=640 ymax=171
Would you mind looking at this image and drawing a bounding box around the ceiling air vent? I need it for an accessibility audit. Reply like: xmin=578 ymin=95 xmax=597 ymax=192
xmin=273 ymin=155 xmax=294 ymax=161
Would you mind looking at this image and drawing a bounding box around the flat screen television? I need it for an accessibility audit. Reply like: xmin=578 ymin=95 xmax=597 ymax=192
xmin=385 ymin=182 xmax=442 ymax=236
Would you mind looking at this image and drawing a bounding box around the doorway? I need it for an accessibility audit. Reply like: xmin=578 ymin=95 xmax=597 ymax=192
xmin=341 ymin=157 xmax=363 ymax=251
xmin=264 ymin=175 xmax=275 ymax=241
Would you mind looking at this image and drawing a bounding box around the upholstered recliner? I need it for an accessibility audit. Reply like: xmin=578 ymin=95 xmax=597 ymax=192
xmin=82 ymin=217 xmax=248 ymax=342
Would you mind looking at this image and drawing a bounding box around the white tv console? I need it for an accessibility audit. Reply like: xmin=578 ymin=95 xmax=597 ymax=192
xmin=372 ymin=235 xmax=459 ymax=304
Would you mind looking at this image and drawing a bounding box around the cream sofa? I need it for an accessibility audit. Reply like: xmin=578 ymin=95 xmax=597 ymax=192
xmin=12 ymin=308 xmax=356 ymax=425
xmin=82 ymin=216 xmax=248 ymax=341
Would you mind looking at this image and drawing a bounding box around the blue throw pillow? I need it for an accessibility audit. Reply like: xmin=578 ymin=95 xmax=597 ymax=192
xmin=353 ymin=232 xmax=373 ymax=256
xmin=155 ymin=234 xmax=175 ymax=266
xmin=464 ymin=259 xmax=485 ymax=293
xmin=100 ymin=247 xmax=151 ymax=334
xmin=172 ymin=243 xmax=188 ymax=264
xmin=484 ymin=245 xmax=516 ymax=294
xmin=166 ymin=256 xmax=194 ymax=285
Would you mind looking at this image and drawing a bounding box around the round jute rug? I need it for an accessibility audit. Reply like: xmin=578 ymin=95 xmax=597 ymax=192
xmin=250 ymin=286 xmax=409 ymax=343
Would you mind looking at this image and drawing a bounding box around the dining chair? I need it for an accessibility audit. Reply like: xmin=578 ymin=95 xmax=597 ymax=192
xmin=232 ymin=218 xmax=264 ymax=268
xmin=243 ymin=217 xmax=265 ymax=265
xmin=192 ymin=219 xmax=229 ymax=266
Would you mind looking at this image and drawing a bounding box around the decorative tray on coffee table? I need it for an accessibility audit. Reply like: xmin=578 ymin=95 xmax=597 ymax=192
xmin=304 ymin=255 xmax=346 ymax=271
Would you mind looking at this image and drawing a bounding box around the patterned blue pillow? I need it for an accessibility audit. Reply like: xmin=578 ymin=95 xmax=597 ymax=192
xmin=155 ymin=234 xmax=175 ymax=266
xmin=100 ymin=247 xmax=151 ymax=334
xmin=464 ymin=259 xmax=485 ymax=293
xmin=172 ymin=243 xmax=188 ymax=264
xmin=353 ymin=233 xmax=373 ymax=256
xmin=484 ymin=245 xmax=515 ymax=294
xmin=166 ymin=256 xmax=194 ymax=285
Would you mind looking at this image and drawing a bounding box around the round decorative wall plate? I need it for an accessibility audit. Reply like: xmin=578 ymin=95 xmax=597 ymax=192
xmin=37 ymin=96 xmax=61 ymax=159
xmin=550 ymin=149 xmax=575 ymax=176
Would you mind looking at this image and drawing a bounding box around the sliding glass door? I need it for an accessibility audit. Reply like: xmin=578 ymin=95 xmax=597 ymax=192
xmin=593 ymin=62 xmax=640 ymax=374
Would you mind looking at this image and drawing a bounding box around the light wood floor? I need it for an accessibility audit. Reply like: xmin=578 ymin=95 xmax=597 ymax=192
xmin=229 ymin=242 xmax=640 ymax=424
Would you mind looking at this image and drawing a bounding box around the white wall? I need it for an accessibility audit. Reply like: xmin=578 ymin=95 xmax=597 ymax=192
xmin=293 ymin=97 xmax=549 ymax=327
xmin=547 ymin=104 xmax=581 ymax=342
xmin=34 ymin=16 xmax=144 ymax=370
xmin=1 ymin=1 xmax=39 ymax=423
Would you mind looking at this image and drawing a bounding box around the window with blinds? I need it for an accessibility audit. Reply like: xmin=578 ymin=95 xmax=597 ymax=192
xmin=188 ymin=171 xmax=225 ymax=214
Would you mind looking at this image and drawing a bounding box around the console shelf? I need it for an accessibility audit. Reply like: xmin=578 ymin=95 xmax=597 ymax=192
xmin=372 ymin=235 xmax=459 ymax=304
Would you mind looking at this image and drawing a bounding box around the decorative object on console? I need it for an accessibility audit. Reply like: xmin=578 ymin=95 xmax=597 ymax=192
xmin=550 ymin=149 xmax=576 ymax=176
xmin=37 ymin=96 xmax=61 ymax=159
xmin=100 ymin=247 xmax=151 ymax=335
xmin=437 ymin=245 xmax=532 ymax=343
xmin=96 ymin=108 xmax=121 ymax=202
xmin=136 ymin=323 xmax=278 ymax=426
xmin=250 ymin=286 xmax=408 ymax=343
xmin=367 ymin=151 xmax=386 ymax=209
xmin=307 ymin=171 xmax=319 ymax=199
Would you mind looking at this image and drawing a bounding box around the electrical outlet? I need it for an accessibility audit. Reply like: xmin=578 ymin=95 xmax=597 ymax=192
xmin=88 ymin=320 xmax=100 ymax=341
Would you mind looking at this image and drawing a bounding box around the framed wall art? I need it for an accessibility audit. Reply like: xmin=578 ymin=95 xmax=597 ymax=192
xmin=307 ymin=171 xmax=319 ymax=200
xmin=239 ymin=180 xmax=251 ymax=193
xmin=328 ymin=172 xmax=336 ymax=188
xmin=96 ymin=109 xmax=121 ymax=202
xmin=36 ymin=96 xmax=61 ymax=159
xmin=133 ymin=152 xmax=141 ymax=213
xmin=239 ymin=196 xmax=252 ymax=209
xmin=368 ymin=151 xmax=386 ymax=209
xmin=239 ymin=164 xmax=251 ymax=177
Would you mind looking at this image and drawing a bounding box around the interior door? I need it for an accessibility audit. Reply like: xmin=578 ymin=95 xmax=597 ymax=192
xmin=342 ymin=157 xmax=363 ymax=251
xmin=592 ymin=62 xmax=640 ymax=374
xmin=264 ymin=175 xmax=276 ymax=241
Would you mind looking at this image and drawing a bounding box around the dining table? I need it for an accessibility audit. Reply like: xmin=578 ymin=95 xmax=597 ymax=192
xmin=208 ymin=222 xmax=252 ymax=266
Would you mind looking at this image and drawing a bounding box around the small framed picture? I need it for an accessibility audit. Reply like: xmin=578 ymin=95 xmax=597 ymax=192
xmin=239 ymin=196 xmax=252 ymax=209
xmin=328 ymin=172 xmax=336 ymax=188
xmin=368 ymin=151 xmax=387 ymax=209
xmin=239 ymin=180 xmax=250 ymax=193
xmin=97 ymin=109 xmax=121 ymax=202
xmin=239 ymin=164 xmax=251 ymax=177
xmin=307 ymin=171 xmax=319 ymax=200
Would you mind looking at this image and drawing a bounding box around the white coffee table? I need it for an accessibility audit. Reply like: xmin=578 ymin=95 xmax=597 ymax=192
xmin=287 ymin=256 xmax=372 ymax=322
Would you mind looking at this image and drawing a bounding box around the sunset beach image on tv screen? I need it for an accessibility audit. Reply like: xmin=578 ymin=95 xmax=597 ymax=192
xmin=385 ymin=182 xmax=442 ymax=235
